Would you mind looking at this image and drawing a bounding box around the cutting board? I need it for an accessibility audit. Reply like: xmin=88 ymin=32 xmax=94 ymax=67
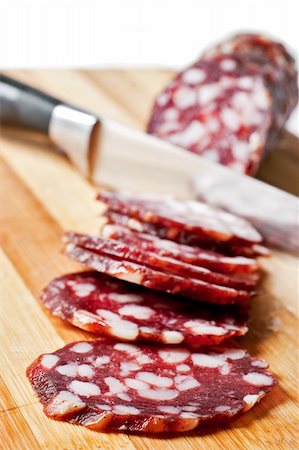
xmin=0 ymin=69 xmax=298 ymax=450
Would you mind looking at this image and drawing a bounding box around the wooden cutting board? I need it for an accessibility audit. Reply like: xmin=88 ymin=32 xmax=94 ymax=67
xmin=0 ymin=69 xmax=298 ymax=450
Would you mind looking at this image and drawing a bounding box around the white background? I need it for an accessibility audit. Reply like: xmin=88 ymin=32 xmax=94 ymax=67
xmin=1 ymin=0 xmax=298 ymax=133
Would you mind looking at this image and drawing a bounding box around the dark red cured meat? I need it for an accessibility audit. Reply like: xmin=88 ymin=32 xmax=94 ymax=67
xmin=147 ymin=34 xmax=297 ymax=175
xmin=104 ymin=210 xmax=269 ymax=258
xmin=64 ymin=243 xmax=250 ymax=305
xmin=41 ymin=271 xmax=248 ymax=346
xmin=203 ymin=33 xmax=298 ymax=140
xmin=27 ymin=337 xmax=276 ymax=433
xmin=65 ymin=232 xmax=256 ymax=291
xmin=101 ymin=223 xmax=260 ymax=275
xmin=148 ymin=55 xmax=273 ymax=174
xmin=98 ymin=191 xmax=262 ymax=246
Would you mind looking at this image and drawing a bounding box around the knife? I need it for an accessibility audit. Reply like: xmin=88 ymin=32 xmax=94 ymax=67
xmin=0 ymin=74 xmax=298 ymax=253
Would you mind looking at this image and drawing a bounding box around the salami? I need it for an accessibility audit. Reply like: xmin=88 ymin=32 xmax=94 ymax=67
xmin=41 ymin=271 xmax=248 ymax=346
xmin=105 ymin=210 xmax=269 ymax=257
xmin=27 ymin=338 xmax=275 ymax=433
xmin=64 ymin=243 xmax=250 ymax=305
xmin=65 ymin=232 xmax=257 ymax=291
xmin=203 ymin=33 xmax=298 ymax=136
xmin=98 ymin=191 xmax=262 ymax=246
xmin=147 ymin=33 xmax=298 ymax=174
xmin=101 ymin=224 xmax=260 ymax=275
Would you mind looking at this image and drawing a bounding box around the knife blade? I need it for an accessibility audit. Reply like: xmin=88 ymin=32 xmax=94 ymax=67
xmin=1 ymin=75 xmax=298 ymax=253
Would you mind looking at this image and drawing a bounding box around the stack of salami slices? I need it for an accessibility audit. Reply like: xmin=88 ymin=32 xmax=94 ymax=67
xmin=148 ymin=33 xmax=298 ymax=174
xmin=27 ymin=190 xmax=276 ymax=433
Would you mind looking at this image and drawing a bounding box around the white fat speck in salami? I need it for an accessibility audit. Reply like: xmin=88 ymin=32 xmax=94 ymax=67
xmin=136 ymin=372 xmax=173 ymax=388
xmin=138 ymin=388 xmax=179 ymax=401
xmin=159 ymin=348 xmax=191 ymax=363
xmin=177 ymin=364 xmax=191 ymax=372
xmin=162 ymin=331 xmax=184 ymax=344
xmin=94 ymin=356 xmax=110 ymax=367
xmin=109 ymin=293 xmax=144 ymax=304
xmin=45 ymin=390 xmax=86 ymax=418
xmin=184 ymin=320 xmax=227 ymax=336
xmin=157 ymin=92 xmax=169 ymax=107
xmin=176 ymin=376 xmax=200 ymax=391
xmin=219 ymin=364 xmax=231 ymax=375
xmin=70 ymin=342 xmax=93 ymax=354
xmin=183 ymin=405 xmax=197 ymax=412
xmin=96 ymin=309 xmax=139 ymax=340
xmin=41 ymin=354 xmax=59 ymax=369
xmin=243 ymin=394 xmax=259 ymax=410
xmin=168 ymin=121 xmax=205 ymax=147
xmin=163 ymin=108 xmax=179 ymax=122
xmin=125 ymin=378 xmax=149 ymax=391
xmin=78 ymin=365 xmax=94 ymax=378
xmin=72 ymin=283 xmax=95 ymax=297
xmin=56 ymin=363 xmax=78 ymax=378
xmin=41 ymin=271 xmax=249 ymax=346
xmin=191 ymin=353 xmax=225 ymax=368
xmin=118 ymin=304 xmax=154 ymax=320
xmin=113 ymin=405 xmax=140 ymax=415
xmin=105 ymin=377 xmax=126 ymax=394
xmin=220 ymin=59 xmax=237 ymax=71
xmin=173 ymin=87 xmax=197 ymax=109
xmin=243 ymin=372 xmax=274 ymax=386
xmin=117 ymin=392 xmax=132 ymax=402
xmin=197 ymin=83 xmax=222 ymax=105
xmin=224 ymin=349 xmax=246 ymax=360
xmin=221 ymin=108 xmax=241 ymax=131
xmin=251 ymin=360 xmax=268 ymax=368
xmin=69 ymin=380 xmax=101 ymax=397
xmin=215 ymin=405 xmax=231 ymax=413
xmin=182 ymin=68 xmax=206 ymax=84
xmin=114 ymin=343 xmax=140 ymax=354
xmin=159 ymin=405 xmax=181 ymax=414
xmin=27 ymin=338 xmax=276 ymax=432
xmin=96 ymin=404 xmax=111 ymax=411
xmin=120 ymin=362 xmax=140 ymax=376
xmin=139 ymin=326 xmax=156 ymax=335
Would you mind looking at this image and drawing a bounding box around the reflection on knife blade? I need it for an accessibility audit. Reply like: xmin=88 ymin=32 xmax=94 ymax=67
xmin=192 ymin=167 xmax=299 ymax=253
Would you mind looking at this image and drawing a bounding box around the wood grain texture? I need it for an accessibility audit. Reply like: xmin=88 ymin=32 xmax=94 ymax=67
xmin=0 ymin=69 xmax=298 ymax=449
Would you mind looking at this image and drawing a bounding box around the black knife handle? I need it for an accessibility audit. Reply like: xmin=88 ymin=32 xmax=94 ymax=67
xmin=0 ymin=75 xmax=62 ymax=134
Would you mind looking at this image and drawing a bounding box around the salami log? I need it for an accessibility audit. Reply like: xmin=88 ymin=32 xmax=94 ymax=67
xmin=27 ymin=338 xmax=276 ymax=433
xmin=64 ymin=243 xmax=250 ymax=305
xmin=203 ymin=33 xmax=298 ymax=138
xmin=101 ymin=224 xmax=260 ymax=275
xmin=148 ymin=33 xmax=298 ymax=174
xmin=104 ymin=210 xmax=269 ymax=257
xmin=65 ymin=232 xmax=257 ymax=291
xmin=41 ymin=271 xmax=248 ymax=346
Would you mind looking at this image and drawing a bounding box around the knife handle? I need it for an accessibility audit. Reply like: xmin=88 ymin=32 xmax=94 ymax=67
xmin=0 ymin=74 xmax=61 ymax=134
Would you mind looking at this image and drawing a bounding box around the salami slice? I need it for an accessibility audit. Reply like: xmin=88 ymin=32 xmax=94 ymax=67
xmin=27 ymin=338 xmax=276 ymax=433
xmin=64 ymin=243 xmax=250 ymax=305
xmin=147 ymin=34 xmax=297 ymax=174
xmin=98 ymin=191 xmax=262 ymax=246
xmin=65 ymin=232 xmax=256 ymax=291
xmin=101 ymin=224 xmax=260 ymax=275
xmin=41 ymin=271 xmax=248 ymax=346
xmin=105 ymin=210 xmax=269 ymax=257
